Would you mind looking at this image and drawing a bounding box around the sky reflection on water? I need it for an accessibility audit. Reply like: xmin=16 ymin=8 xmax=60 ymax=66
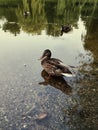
xmin=0 ymin=17 xmax=93 ymax=68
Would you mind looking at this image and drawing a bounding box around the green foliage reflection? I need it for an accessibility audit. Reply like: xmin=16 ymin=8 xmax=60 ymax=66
xmin=0 ymin=0 xmax=98 ymax=36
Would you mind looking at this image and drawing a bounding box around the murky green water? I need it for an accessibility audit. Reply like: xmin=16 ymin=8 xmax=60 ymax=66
xmin=0 ymin=0 xmax=98 ymax=130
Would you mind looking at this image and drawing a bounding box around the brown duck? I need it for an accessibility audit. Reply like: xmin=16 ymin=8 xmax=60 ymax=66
xmin=39 ymin=49 xmax=75 ymax=78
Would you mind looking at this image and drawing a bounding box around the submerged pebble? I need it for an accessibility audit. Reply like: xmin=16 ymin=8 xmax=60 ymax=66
xmin=35 ymin=112 xmax=47 ymax=120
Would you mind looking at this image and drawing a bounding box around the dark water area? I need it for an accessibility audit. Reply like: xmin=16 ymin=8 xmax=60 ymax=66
xmin=0 ymin=0 xmax=98 ymax=130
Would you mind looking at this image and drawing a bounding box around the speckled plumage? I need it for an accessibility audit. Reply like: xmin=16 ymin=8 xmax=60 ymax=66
xmin=40 ymin=49 xmax=75 ymax=77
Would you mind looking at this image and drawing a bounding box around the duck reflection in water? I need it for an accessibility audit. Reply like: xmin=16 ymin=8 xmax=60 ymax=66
xmin=39 ymin=70 xmax=72 ymax=95
xmin=24 ymin=11 xmax=30 ymax=18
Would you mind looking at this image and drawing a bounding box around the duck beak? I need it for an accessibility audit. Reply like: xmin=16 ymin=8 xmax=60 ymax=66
xmin=38 ymin=56 xmax=47 ymax=61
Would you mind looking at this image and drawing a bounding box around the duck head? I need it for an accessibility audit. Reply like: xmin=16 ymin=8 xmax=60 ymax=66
xmin=39 ymin=49 xmax=51 ymax=61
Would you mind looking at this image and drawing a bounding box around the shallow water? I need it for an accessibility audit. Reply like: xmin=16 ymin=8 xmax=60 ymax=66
xmin=0 ymin=1 xmax=98 ymax=130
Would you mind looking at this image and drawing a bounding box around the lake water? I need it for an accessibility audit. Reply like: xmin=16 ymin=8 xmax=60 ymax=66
xmin=0 ymin=1 xmax=98 ymax=130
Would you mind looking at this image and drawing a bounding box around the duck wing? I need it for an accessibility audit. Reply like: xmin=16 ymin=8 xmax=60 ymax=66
xmin=50 ymin=58 xmax=63 ymax=64
xmin=42 ymin=58 xmax=75 ymax=77
xmin=50 ymin=58 xmax=75 ymax=70
xmin=49 ymin=58 xmax=71 ymax=71
xmin=47 ymin=59 xmax=72 ymax=74
xmin=48 ymin=58 xmax=75 ymax=77
xmin=42 ymin=61 xmax=60 ymax=76
xmin=50 ymin=58 xmax=70 ymax=68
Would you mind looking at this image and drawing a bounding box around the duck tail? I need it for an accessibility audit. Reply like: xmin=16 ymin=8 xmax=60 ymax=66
xmin=61 ymin=73 xmax=75 ymax=77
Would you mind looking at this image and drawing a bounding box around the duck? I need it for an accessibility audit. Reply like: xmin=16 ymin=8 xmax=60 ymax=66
xmin=61 ymin=25 xmax=72 ymax=32
xmin=39 ymin=49 xmax=75 ymax=78
xmin=61 ymin=25 xmax=72 ymax=35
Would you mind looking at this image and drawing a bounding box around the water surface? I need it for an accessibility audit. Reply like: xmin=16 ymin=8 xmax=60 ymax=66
xmin=0 ymin=1 xmax=98 ymax=130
